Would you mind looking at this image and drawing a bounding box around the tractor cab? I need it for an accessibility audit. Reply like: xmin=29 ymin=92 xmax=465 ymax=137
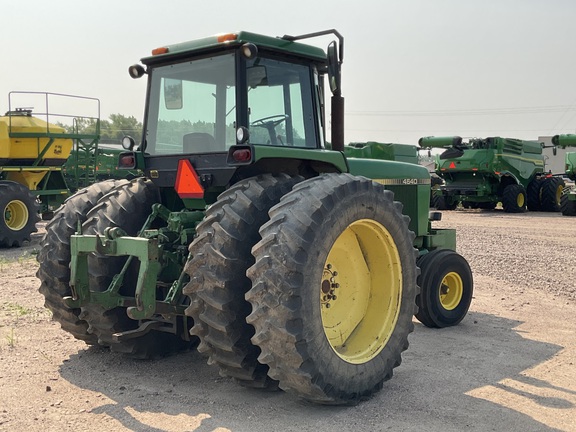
xmin=121 ymin=31 xmax=345 ymax=205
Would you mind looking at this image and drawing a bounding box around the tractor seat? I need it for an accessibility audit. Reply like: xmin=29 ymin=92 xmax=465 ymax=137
xmin=183 ymin=132 xmax=221 ymax=153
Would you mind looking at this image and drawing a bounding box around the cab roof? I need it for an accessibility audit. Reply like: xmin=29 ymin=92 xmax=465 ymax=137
xmin=141 ymin=31 xmax=327 ymax=65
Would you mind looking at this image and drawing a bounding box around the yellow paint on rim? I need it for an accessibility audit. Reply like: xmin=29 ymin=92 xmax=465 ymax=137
xmin=439 ymin=271 xmax=463 ymax=311
xmin=4 ymin=200 xmax=29 ymax=231
xmin=321 ymin=219 xmax=402 ymax=364
xmin=516 ymin=192 xmax=525 ymax=208
xmin=555 ymin=184 xmax=563 ymax=205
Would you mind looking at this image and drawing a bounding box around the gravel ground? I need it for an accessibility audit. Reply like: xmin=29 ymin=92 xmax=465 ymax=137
xmin=0 ymin=209 xmax=575 ymax=432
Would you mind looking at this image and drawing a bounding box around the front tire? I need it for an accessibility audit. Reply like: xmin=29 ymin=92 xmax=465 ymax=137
xmin=502 ymin=184 xmax=527 ymax=213
xmin=246 ymin=174 xmax=419 ymax=404
xmin=415 ymin=249 xmax=473 ymax=328
xmin=0 ymin=181 xmax=39 ymax=247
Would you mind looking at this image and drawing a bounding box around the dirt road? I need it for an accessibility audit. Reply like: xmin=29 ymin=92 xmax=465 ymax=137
xmin=0 ymin=210 xmax=575 ymax=432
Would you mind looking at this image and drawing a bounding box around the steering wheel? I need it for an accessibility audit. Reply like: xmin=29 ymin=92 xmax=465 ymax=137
xmin=250 ymin=114 xmax=288 ymax=128
xmin=250 ymin=114 xmax=289 ymax=145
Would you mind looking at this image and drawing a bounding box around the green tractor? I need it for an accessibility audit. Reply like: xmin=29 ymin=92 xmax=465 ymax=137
xmin=421 ymin=135 xmax=564 ymax=213
xmin=0 ymin=92 xmax=137 ymax=247
xmin=37 ymin=30 xmax=473 ymax=405
xmin=552 ymin=134 xmax=576 ymax=216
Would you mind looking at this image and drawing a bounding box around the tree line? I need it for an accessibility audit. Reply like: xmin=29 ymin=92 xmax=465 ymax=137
xmin=58 ymin=114 xmax=142 ymax=143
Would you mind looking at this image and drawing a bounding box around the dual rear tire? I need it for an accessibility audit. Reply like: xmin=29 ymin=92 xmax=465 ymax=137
xmin=245 ymin=174 xmax=419 ymax=404
xmin=37 ymin=173 xmax=472 ymax=404
xmin=527 ymin=177 xmax=565 ymax=212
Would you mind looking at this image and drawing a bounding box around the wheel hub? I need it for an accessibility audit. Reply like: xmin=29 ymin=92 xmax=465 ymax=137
xmin=320 ymin=264 xmax=339 ymax=308
xmin=439 ymin=271 xmax=463 ymax=310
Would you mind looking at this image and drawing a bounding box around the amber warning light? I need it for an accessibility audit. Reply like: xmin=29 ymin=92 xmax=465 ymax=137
xmin=175 ymin=159 xmax=205 ymax=199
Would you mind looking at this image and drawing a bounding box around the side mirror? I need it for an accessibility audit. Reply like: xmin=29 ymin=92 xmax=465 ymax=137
xmin=327 ymin=41 xmax=341 ymax=94
xmin=553 ymin=146 xmax=557 ymax=156
xmin=164 ymin=78 xmax=183 ymax=110
xmin=247 ymin=66 xmax=267 ymax=88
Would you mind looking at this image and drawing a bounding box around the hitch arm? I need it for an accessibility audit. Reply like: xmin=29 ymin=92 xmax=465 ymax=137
xmin=67 ymin=234 xmax=161 ymax=320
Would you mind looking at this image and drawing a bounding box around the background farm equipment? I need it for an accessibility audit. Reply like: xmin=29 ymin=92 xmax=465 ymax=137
xmin=37 ymin=30 xmax=473 ymax=405
xmin=0 ymin=92 xmax=138 ymax=247
xmin=421 ymin=135 xmax=564 ymax=213
xmin=552 ymin=134 xmax=576 ymax=216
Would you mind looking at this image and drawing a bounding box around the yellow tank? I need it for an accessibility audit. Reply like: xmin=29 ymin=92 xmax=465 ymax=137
xmin=0 ymin=113 xmax=73 ymax=162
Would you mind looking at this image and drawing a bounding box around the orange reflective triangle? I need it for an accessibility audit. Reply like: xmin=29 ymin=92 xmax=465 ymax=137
xmin=175 ymin=159 xmax=204 ymax=199
xmin=449 ymin=162 xmax=456 ymax=169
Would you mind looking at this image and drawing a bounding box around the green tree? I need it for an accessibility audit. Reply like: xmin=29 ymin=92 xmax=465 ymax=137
xmin=56 ymin=114 xmax=143 ymax=143
xmin=103 ymin=114 xmax=142 ymax=142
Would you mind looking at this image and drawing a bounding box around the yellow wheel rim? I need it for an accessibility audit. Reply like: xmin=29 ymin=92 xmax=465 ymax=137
xmin=556 ymin=185 xmax=563 ymax=205
xmin=439 ymin=271 xmax=463 ymax=311
xmin=321 ymin=219 xmax=402 ymax=364
xmin=516 ymin=193 xmax=525 ymax=208
xmin=4 ymin=200 xmax=29 ymax=231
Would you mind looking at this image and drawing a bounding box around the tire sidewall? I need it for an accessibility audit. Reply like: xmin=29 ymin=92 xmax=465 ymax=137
xmin=420 ymin=249 xmax=473 ymax=327
xmin=292 ymin=179 xmax=418 ymax=391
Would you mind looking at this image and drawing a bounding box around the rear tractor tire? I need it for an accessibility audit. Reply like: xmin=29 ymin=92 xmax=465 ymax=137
xmin=0 ymin=180 xmax=40 ymax=247
xmin=415 ymin=249 xmax=473 ymax=328
xmin=502 ymin=184 xmax=527 ymax=213
xmin=79 ymin=177 xmax=193 ymax=358
xmin=183 ymin=173 xmax=302 ymax=389
xmin=246 ymin=174 xmax=419 ymax=405
xmin=37 ymin=180 xmax=129 ymax=344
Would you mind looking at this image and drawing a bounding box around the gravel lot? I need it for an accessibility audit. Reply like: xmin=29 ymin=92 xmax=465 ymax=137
xmin=0 ymin=209 xmax=575 ymax=432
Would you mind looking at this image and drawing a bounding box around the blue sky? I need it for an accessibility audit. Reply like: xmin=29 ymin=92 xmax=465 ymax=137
xmin=3 ymin=0 xmax=576 ymax=144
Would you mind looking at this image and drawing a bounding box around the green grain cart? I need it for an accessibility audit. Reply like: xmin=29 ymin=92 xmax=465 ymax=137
xmin=421 ymin=135 xmax=564 ymax=213
xmin=37 ymin=30 xmax=473 ymax=405
xmin=552 ymin=134 xmax=576 ymax=216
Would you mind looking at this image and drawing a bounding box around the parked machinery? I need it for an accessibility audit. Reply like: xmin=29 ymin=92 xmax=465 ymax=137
xmin=37 ymin=30 xmax=473 ymax=405
xmin=0 ymin=92 xmax=138 ymax=247
xmin=421 ymin=135 xmax=564 ymax=212
xmin=552 ymin=134 xmax=576 ymax=216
